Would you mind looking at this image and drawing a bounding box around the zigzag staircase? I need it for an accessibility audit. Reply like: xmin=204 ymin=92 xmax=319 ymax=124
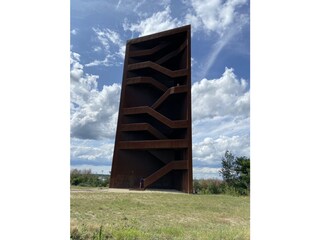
xmin=110 ymin=25 xmax=192 ymax=193
xmin=143 ymin=161 xmax=188 ymax=189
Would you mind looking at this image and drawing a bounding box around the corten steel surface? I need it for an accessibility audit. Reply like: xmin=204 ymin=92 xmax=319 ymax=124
xmin=109 ymin=25 xmax=192 ymax=193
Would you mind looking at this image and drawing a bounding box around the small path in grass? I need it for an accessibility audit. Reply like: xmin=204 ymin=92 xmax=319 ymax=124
xmin=70 ymin=187 xmax=184 ymax=194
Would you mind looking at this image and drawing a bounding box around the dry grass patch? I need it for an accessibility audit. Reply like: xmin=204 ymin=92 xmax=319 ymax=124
xmin=71 ymin=188 xmax=249 ymax=239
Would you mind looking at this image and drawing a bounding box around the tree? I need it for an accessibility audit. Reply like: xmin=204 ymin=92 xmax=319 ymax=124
xmin=219 ymin=151 xmax=236 ymax=185
xmin=219 ymin=151 xmax=250 ymax=195
xmin=234 ymin=156 xmax=250 ymax=193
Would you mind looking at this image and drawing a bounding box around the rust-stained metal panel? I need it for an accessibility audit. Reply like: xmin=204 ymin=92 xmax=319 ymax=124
xmin=109 ymin=25 xmax=192 ymax=193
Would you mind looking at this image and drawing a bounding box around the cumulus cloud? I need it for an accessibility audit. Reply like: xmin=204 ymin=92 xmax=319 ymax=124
xmin=192 ymin=67 xmax=249 ymax=121
xmin=70 ymin=138 xmax=114 ymax=174
xmin=185 ymin=0 xmax=248 ymax=35
xmin=86 ymin=28 xmax=125 ymax=67
xmin=123 ymin=6 xmax=182 ymax=36
xmin=191 ymin=68 xmax=250 ymax=172
xmin=71 ymin=139 xmax=114 ymax=164
xmin=70 ymin=51 xmax=121 ymax=140
xmin=193 ymin=135 xmax=250 ymax=166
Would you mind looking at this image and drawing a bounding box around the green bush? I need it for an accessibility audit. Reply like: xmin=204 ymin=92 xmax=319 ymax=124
xmin=193 ymin=177 xmax=250 ymax=196
xmin=70 ymin=169 xmax=110 ymax=187
xmin=193 ymin=178 xmax=224 ymax=194
xmin=221 ymin=184 xmax=240 ymax=196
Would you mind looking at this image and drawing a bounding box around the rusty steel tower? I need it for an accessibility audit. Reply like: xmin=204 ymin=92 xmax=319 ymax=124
xmin=109 ymin=25 xmax=192 ymax=193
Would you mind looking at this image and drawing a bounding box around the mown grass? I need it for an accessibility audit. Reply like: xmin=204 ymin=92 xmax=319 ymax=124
xmin=70 ymin=188 xmax=250 ymax=239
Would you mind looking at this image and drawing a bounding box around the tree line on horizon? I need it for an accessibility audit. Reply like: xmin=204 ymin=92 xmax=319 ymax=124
xmin=70 ymin=169 xmax=109 ymax=187
xmin=194 ymin=151 xmax=250 ymax=195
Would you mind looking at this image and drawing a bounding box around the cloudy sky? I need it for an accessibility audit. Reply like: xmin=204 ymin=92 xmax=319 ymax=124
xmin=70 ymin=0 xmax=250 ymax=179
xmin=4 ymin=1 xmax=320 ymax=238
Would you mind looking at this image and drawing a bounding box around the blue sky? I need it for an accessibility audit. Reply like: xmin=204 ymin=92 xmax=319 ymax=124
xmin=4 ymin=1 xmax=320 ymax=237
xmin=70 ymin=0 xmax=250 ymax=178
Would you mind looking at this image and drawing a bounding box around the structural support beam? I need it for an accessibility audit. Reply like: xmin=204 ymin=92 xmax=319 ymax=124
xmin=118 ymin=140 xmax=188 ymax=149
xmin=126 ymin=77 xmax=167 ymax=92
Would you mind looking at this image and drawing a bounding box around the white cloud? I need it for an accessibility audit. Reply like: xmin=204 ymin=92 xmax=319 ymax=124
xmin=192 ymin=67 xmax=249 ymax=122
xmin=70 ymin=51 xmax=80 ymax=63
xmin=185 ymin=13 xmax=202 ymax=31
xmin=123 ymin=0 xmax=248 ymax=37
xmin=192 ymin=115 xmax=249 ymax=143
xmin=191 ymin=57 xmax=197 ymax=67
xmin=85 ymin=57 xmax=113 ymax=67
xmin=92 ymin=27 xmax=111 ymax=51
xmin=86 ymin=28 xmax=125 ymax=67
xmin=132 ymin=0 xmax=147 ymax=14
xmin=104 ymin=28 xmax=121 ymax=45
xmin=193 ymin=167 xmax=221 ymax=179
xmin=71 ymin=139 xmax=114 ymax=164
xmin=200 ymin=28 xmax=238 ymax=78
xmin=191 ymin=67 xmax=250 ymax=171
xmin=123 ymin=6 xmax=182 ymax=37
xmin=193 ymin=135 xmax=250 ymax=166
xmin=71 ymin=84 xmax=120 ymax=140
xmin=93 ymin=46 xmax=102 ymax=52
xmin=118 ymin=45 xmax=126 ymax=59
xmin=184 ymin=0 xmax=249 ymax=78
xmin=186 ymin=0 xmax=248 ymax=35
xmin=93 ymin=28 xmax=124 ymax=58
xmin=70 ymin=51 xmax=121 ymax=140
xmin=116 ymin=0 xmax=122 ymax=9
xmin=71 ymin=29 xmax=77 ymax=35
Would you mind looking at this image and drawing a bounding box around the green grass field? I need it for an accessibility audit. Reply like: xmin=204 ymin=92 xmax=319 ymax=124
xmin=71 ymin=188 xmax=250 ymax=240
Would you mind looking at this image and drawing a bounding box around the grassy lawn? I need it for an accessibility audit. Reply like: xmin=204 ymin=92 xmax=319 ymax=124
xmin=70 ymin=188 xmax=250 ymax=239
